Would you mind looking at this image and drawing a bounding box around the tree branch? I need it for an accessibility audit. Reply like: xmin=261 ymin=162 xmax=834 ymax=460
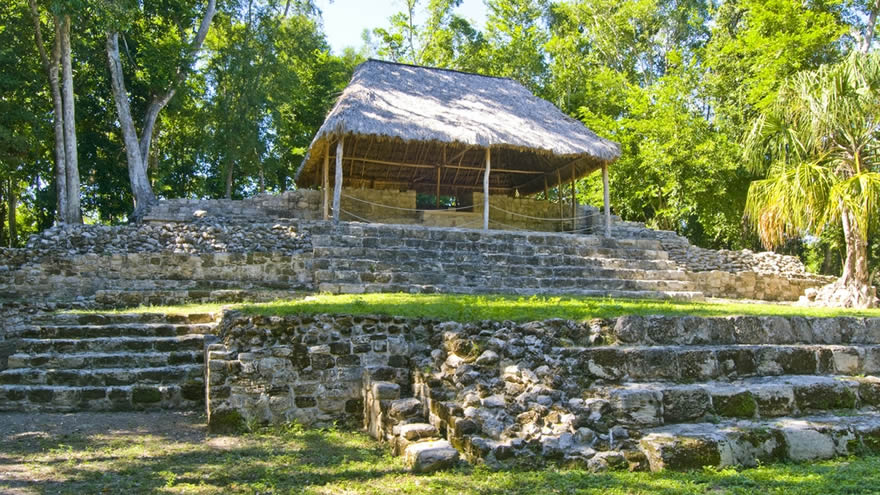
xmin=137 ymin=0 xmax=217 ymax=168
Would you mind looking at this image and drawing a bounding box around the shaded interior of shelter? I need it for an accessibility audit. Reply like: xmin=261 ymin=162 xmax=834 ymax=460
xmin=297 ymin=135 xmax=607 ymax=211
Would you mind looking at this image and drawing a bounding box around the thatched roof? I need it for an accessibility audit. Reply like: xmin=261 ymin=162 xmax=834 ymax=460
xmin=296 ymin=59 xmax=620 ymax=196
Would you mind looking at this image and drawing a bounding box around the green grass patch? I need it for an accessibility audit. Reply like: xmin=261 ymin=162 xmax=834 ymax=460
xmin=239 ymin=293 xmax=880 ymax=322
xmin=67 ymin=302 xmax=231 ymax=316
xmin=72 ymin=293 xmax=880 ymax=322
xmin=2 ymin=416 xmax=879 ymax=495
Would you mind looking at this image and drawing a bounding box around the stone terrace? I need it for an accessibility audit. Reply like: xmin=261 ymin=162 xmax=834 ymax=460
xmin=0 ymin=217 xmax=830 ymax=306
xmin=205 ymin=312 xmax=880 ymax=472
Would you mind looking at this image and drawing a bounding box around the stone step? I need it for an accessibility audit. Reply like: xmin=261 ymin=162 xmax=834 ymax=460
xmin=0 ymin=364 xmax=203 ymax=387
xmin=13 ymin=335 xmax=207 ymax=354
xmin=6 ymin=350 xmax=203 ymax=370
xmin=312 ymin=245 xmax=669 ymax=262
xmin=316 ymin=275 xmax=697 ymax=293
xmin=94 ymin=289 xmax=304 ymax=308
xmin=310 ymin=225 xmax=664 ymax=251
xmin=579 ymin=344 xmax=880 ymax=383
xmin=14 ymin=323 xmax=216 ymax=339
xmin=0 ymin=383 xmax=203 ymax=412
xmin=315 ymin=270 xmax=695 ymax=291
xmin=612 ymin=315 xmax=880 ymax=346
xmin=639 ymin=412 xmax=880 ymax=471
xmin=316 ymin=259 xmax=688 ymax=282
xmin=596 ymin=375 xmax=880 ymax=428
xmin=312 ymin=254 xmax=679 ymax=272
xmin=9 ymin=277 xmax=311 ymax=297
xmin=30 ymin=312 xmax=218 ymax=326
xmin=319 ymin=282 xmax=705 ymax=301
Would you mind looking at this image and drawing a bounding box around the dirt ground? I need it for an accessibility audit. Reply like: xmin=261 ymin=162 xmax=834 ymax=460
xmin=0 ymin=411 xmax=215 ymax=494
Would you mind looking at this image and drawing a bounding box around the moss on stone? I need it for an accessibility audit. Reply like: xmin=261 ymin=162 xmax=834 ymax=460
xmin=132 ymin=387 xmax=162 ymax=404
xmin=714 ymin=392 xmax=757 ymax=418
xmin=208 ymin=409 xmax=245 ymax=433
xmin=181 ymin=381 xmax=205 ymax=402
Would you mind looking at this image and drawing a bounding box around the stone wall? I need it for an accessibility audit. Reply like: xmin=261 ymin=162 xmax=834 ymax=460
xmin=2 ymin=251 xmax=313 ymax=299
xmin=0 ymin=218 xmax=830 ymax=303
xmin=339 ymin=189 xmax=420 ymax=224
xmin=204 ymin=312 xmax=880 ymax=468
xmin=689 ymin=270 xmax=829 ymax=301
xmin=473 ymin=193 xmax=579 ymax=232
xmin=143 ymin=190 xmax=323 ymax=223
xmin=205 ymin=312 xmax=433 ymax=430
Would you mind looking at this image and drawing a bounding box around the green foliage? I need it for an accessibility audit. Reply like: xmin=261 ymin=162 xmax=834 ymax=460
xmin=744 ymin=51 xmax=880 ymax=251
xmin=6 ymin=0 xmax=878 ymax=280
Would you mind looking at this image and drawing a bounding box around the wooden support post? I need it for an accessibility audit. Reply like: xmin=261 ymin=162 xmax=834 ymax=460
xmin=322 ymin=141 xmax=330 ymax=220
xmin=543 ymin=176 xmax=549 ymax=201
xmin=483 ymin=147 xmax=491 ymax=231
xmin=332 ymin=137 xmax=344 ymax=224
xmin=556 ymin=169 xmax=563 ymax=231
xmin=571 ymin=168 xmax=576 ymax=232
xmin=602 ymin=163 xmax=611 ymax=238
xmin=436 ymin=167 xmax=441 ymax=208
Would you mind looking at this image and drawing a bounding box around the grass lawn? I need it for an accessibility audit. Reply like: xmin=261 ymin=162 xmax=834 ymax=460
xmin=80 ymin=293 xmax=880 ymax=321
xmin=1 ymin=412 xmax=878 ymax=495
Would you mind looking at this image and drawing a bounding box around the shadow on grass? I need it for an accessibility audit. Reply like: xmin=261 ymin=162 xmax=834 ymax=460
xmin=2 ymin=420 xmax=880 ymax=494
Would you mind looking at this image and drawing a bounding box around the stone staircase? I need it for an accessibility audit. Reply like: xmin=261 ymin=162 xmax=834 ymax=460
xmin=310 ymin=223 xmax=705 ymax=301
xmin=591 ymin=316 xmax=880 ymax=470
xmin=363 ymin=369 xmax=460 ymax=473
xmin=0 ymin=311 xmax=219 ymax=412
xmin=397 ymin=315 xmax=880 ymax=472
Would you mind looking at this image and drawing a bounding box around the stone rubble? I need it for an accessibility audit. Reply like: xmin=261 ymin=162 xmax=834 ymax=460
xmin=21 ymin=222 xmax=311 ymax=259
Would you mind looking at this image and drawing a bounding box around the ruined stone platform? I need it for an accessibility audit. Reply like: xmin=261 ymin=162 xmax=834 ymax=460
xmin=200 ymin=312 xmax=880 ymax=472
xmin=0 ymin=217 xmax=830 ymax=307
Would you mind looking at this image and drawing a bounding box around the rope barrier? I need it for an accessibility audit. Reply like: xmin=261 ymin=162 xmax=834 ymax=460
xmin=337 ymin=207 xmax=600 ymax=235
xmin=341 ymin=193 xmax=599 ymax=223
xmin=341 ymin=194 xmax=474 ymax=212
xmin=489 ymin=204 xmax=600 ymax=221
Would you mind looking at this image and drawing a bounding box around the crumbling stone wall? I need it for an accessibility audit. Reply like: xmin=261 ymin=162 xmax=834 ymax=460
xmin=143 ymin=190 xmax=323 ymax=223
xmin=205 ymin=312 xmax=433 ymax=431
xmin=2 ymin=217 xmax=830 ymax=304
xmin=205 ymin=312 xmax=880 ymax=469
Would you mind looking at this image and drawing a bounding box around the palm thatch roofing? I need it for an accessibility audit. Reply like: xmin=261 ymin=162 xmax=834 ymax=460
xmin=295 ymin=59 xmax=620 ymax=196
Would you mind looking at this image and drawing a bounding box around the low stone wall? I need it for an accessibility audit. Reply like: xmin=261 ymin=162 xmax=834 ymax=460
xmin=473 ymin=193 xmax=578 ymax=232
xmin=205 ymin=312 xmax=433 ymax=431
xmin=2 ymin=252 xmax=314 ymax=299
xmin=688 ymin=271 xmax=829 ymax=301
xmin=204 ymin=312 xmax=880 ymax=468
xmin=22 ymin=222 xmax=311 ymax=259
xmin=340 ymin=189 xmax=420 ymax=224
xmin=143 ymin=190 xmax=323 ymax=223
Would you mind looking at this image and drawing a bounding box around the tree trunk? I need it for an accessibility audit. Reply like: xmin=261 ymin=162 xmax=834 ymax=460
xmin=104 ymin=0 xmax=216 ymax=222
xmin=7 ymin=179 xmax=16 ymax=248
xmin=28 ymin=0 xmax=70 ymax=225
xmin=862 ymin=0 xmax=880 ymax=53
xmin=0 ymin=186 xmax=6 ymax=247
xmin=225 ymin=161 xmax=234 ymax=199
xmin=808 ymin=207 xmax=878 ymax=308
xmin=106 ymin=32 xmax=156 ymax=221
xmin=59 ymin=15 xmax=81 ymax=225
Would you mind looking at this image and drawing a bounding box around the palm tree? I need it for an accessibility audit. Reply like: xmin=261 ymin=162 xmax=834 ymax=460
xmin=743 ymin=51 xmax=880 ymax=308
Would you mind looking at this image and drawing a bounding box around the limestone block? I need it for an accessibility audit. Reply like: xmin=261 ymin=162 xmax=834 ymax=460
xmin=404 ymin=440 xmax=459 ymax=473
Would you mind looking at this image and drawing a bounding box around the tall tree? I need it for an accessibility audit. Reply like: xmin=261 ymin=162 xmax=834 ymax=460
xmin=105 ymin=0 xmax=217 ymax=220
xmin=27 ymin=0 xmax=82 ymax=225
xmin=744 ymin=52 xmax=880 ymax=308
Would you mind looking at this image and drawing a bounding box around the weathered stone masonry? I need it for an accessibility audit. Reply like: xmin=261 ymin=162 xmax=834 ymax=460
xmin=206 ymin=312 xmax=880 ymax=470
xmin=206 ymin=312 xmax=426 ymax=429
